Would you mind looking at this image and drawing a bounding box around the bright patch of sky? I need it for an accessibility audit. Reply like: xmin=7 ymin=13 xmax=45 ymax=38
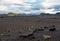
xmin=0 ymin=0 xmax=60 ymax=14
xmin=25 ymin=0 xmax=43 ymax=4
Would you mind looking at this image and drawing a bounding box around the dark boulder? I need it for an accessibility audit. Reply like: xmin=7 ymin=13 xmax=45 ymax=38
xmin=49 ymin=28 xmax=56 ymax=31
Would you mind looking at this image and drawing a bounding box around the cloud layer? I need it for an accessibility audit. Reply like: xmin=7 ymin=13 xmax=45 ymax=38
xmin=0 ymin=0 xmax=60 ymax=14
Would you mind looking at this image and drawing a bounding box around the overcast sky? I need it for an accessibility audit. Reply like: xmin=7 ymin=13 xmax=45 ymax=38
xmin=0 ymin=0 xmax=60 ymax=14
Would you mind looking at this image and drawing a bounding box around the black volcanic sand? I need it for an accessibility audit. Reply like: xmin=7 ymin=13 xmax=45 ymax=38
xmin=0 ymin=16 xmax=60 ymax=41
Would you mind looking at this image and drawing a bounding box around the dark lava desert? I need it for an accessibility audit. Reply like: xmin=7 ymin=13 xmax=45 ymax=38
xmin=0 ymin=16 xmax=60 ymax=41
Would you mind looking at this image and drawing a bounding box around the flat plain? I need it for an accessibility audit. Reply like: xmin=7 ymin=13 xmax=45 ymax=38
xmin=0 ymin=16 xmax=60 ymax=41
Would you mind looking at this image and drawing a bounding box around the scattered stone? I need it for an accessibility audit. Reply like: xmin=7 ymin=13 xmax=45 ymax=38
xmin=44 ymin=26 xmax=48 ymax=29
xmin=43 ymin=35 xmax=51 ymax=40
xmin=33 ymin=28 xmax=44 ymax=33
xmin=19 ymin=32 xmax=34 ymax=38
xmin=40 ymin=29 xmax=44 ymax=31
xmin=30 ymin=36 xmax=35 ymax=39
xmin=49 ymin=28 xmax=56 ymax=31
xmin=52 ymin=25 xmax=55 ymax=27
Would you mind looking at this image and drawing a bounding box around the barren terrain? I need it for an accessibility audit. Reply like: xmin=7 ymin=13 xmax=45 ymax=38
xmin=0 ymin=16 xmax=60 ymax=41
